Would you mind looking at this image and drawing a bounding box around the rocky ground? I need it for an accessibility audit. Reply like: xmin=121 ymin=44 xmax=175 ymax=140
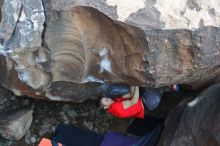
xmin=0 ymin=86 xmax=132 ymax=146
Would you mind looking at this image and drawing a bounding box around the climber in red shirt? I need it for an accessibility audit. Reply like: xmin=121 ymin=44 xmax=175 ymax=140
xmin=101 ymin=86 xmax=145 ymax=119
xmin=100 ymin=85 xmax=179 ymax=119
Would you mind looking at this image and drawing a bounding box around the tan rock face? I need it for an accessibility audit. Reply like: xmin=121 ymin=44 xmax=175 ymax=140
xmin=46 ymin=7 xmax=149 ymax=85
xmin=0 ymin=1 xmax=220 ymax=102
xmin=49 ymin=0 xmax=220 ymax=30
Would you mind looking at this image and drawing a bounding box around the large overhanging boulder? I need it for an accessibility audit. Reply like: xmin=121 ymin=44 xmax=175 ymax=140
xmin=0 ymin=0 xmax=220 ymax=102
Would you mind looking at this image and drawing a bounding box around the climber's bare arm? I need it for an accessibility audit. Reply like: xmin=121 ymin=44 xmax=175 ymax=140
xmin=122 ymin=93 xmax=131 ymax=98
xmin=122 ymin=86 xmax=139 ymax=109
xmin=121 ymin=86 xmax=135 ymax=98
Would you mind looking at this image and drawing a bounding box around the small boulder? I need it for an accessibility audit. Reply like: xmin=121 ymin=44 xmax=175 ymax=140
xmin=67 ymin=109 xmax=78 ymax=119
xmin=0 ymin=109 xmax=33 ymax=140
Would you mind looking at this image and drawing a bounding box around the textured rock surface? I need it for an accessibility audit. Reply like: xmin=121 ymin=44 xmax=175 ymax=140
xmin=0 ymin=0 xmax=45 ymax=53
xmin=49 ymin=0 xmax=220 ymax=30
xmin=0 ymin=109 xmax=33 ymax=140
xmin=158 ymin=83 xmax=220 ymax=146
xmin=0 ymin=0 xmax=220 ymax=102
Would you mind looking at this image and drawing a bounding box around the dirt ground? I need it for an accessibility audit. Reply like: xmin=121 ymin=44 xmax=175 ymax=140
xmin=0 ymin=90 xmax=132 ymax=146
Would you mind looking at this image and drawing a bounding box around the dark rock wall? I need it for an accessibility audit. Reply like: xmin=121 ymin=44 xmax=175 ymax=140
xmin=158 ymin=83 xmax=220 ymax=146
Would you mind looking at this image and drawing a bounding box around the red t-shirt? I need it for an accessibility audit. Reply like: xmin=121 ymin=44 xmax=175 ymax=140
xmin=108 ymin=97 xmax=144 ymax=119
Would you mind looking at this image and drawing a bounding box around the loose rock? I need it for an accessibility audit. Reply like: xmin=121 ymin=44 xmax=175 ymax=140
xmin=83 ymin=121 xmax=94 ymax=130
xmin=0 ymin=109 xmax=33 ymax=140
xmin=67 ymin=109 xmax=78 ymax=119
xmin=30 ymin=136 xmax=36 ymax=144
